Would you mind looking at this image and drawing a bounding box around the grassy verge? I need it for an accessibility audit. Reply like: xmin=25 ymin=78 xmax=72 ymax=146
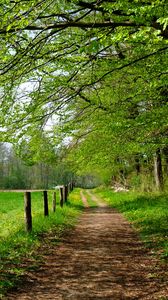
xmin=82 ymin=190 xmax=98 ymax=208
xmin=94 ymin=187 xmax=168 ymax=260
xmin=0 ymin=189 xmax=83 ymax=298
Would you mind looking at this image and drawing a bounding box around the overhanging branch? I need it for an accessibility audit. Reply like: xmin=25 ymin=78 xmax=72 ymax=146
xmin=1 ymin=20 xmax=167 ymax=38
xmin=0 ymin=21 xmax=141 ymax=35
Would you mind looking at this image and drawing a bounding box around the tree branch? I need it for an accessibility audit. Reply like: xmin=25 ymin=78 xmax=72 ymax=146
xmin=0 ymin=21 xmax=141 ymax=35
xmin=1 ymin=20 xmax=167 ymax=38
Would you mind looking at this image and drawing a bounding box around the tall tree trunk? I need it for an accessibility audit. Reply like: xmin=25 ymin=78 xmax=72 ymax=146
xmin=135 ymin=154 xmax=141 ymax=175
xmin=154 ymin=148 xmax=163 ymax=190
xmin=162 ymin=146 xmax=168 ymax=175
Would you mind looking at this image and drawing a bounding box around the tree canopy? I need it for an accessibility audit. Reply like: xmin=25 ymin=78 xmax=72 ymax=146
xmin=0 ymin=0 xmax=168 ymax=183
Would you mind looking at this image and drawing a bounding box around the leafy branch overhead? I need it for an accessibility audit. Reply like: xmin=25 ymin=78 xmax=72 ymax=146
xmin=1 ymin=1 xmax=168 ymax=35
xmin=0 ymin=0 xmax=168 ymax=173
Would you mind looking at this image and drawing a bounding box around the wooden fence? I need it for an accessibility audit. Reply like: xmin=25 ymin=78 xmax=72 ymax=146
xmin=25 ymin=183 xmax=74 ymax=232
xmin=1 ymin=182 xmax=74 ymax=233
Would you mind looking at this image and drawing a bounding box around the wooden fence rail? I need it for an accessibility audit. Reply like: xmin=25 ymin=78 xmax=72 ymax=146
xmin=25 ymin=183 xmax=75 ymax=232
xmin=0 ymin=182 xmax=74 ymax=233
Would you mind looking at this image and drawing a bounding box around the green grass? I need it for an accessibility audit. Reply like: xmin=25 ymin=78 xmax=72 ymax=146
xmin=82 ymin=190 xmax=98 ymax=208
xmin=2 ymin=187 xmax=167 ymax=297
xmin=94 ymin=188 xmax=168 ymax=259
xmin=0 ymin=189 xmax=83 ymax=297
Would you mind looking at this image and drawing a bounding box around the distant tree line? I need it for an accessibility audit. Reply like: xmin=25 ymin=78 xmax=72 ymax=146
xmin=0 ymin=143 xmax=74 ymax=189
xmin=0 ymin=143 xmax=100 ymax=189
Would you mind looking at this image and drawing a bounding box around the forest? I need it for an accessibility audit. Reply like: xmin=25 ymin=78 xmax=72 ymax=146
xmin=0 ymin=142 xmax=75 ymax=189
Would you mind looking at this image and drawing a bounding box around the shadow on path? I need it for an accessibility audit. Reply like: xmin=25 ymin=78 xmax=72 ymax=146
xmin=6 ymin=195 xmax=168 ymax=300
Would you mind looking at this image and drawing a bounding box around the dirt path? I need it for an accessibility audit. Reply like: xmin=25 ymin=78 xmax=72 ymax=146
xmin=86 ymin=190 xmax=107 ymax=207
xmin=80 ymin=190 xmax=89 ymax=208
xmin=6 ymin=192 xmax=168 ymax=300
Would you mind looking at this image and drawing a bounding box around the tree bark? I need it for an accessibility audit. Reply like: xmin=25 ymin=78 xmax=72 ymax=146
xmin=163 ymin=146 xmax=168 ymax=175
xmin=154 ymin=148 xmax=164 ymax=190
xmin=135 ymin=154 xmax=141 ymax=175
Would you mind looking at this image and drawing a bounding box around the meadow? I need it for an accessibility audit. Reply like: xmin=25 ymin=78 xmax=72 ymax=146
xmin=94 ymin=188 xmax=168 ymax=259
xmin=0 ymin=189 xmax=83 ymax=297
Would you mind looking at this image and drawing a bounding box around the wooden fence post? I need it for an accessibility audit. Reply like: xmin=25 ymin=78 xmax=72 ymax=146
xmin=24 ymin=192 xmax=32 ymax=232
xmin=53 ymin=191 xmax=56 ymax=212
xmin=68 ymin=183 xmax=71 ymax=194
xmin=70 ymin=182 xmax=72 ymax=191
xmin=64 ymin=185 xmax=68 ymax=203
xmin=60 ymin=187 xmax=64 ymax=208
xmin=43 ymin=191 xmax=49 ymax=216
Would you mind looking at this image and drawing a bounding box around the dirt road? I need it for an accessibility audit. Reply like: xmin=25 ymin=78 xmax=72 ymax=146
xmin=6 ymin=192 xmax=168 ymax=299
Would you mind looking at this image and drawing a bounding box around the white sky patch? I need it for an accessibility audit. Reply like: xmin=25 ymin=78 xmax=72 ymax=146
xmin=44 ymin=114 xmax=60 ymax=131
xmin=15 ymin=80 xmax=39 ymax=104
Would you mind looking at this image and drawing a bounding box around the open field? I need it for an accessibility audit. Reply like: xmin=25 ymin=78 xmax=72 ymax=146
xmin=94 ymin=188 xmax=168 ymax=259
xmin=0 ymin=189 xmax=83 ymax=296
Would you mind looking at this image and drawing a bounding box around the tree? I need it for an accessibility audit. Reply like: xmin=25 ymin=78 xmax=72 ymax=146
xmin=0 ymin=1 xmax=168 ymax=189
xmin=0 ymin=143 xmax=8 ymax=187
xmin=0 ymin=143 xmax=75 ymax=189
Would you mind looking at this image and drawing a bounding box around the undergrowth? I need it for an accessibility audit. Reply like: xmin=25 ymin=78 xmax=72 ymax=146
xmin=94 ymin=188 xmax=168 ymax=260
xmin=0 ymin=189 xmax=83 ymax=298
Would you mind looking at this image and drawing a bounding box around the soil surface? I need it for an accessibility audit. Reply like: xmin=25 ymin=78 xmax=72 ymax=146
xmin=5 ymin=191 xmax=168 ymax=300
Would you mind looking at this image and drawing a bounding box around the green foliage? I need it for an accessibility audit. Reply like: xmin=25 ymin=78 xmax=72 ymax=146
xmin=3 ymin=171 xmax=27 ymax=189
xmin=94 ymin=188 xmax=168 ymax=259
xmin=0 ymin=0 xmax=168 ymax=188
xmin=0 ymin=142 xmax=76 ymax=189
xmin=0 ymin=189 xmax=83 ymax=296
xmin=14 ymin=131 xmax=58 ymax=166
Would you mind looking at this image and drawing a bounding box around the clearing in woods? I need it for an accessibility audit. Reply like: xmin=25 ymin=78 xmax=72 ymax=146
xmin=6 ymin=191 xmax=168 ymax=300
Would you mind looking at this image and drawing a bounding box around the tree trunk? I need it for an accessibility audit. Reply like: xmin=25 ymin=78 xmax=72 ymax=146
xmin=163 ymin=146 xmax=168 ymax=175
xmin=154 ymin=148 xmax=163 ymax=190
xmin=135 ymin=154 xmax=141 ymax=175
